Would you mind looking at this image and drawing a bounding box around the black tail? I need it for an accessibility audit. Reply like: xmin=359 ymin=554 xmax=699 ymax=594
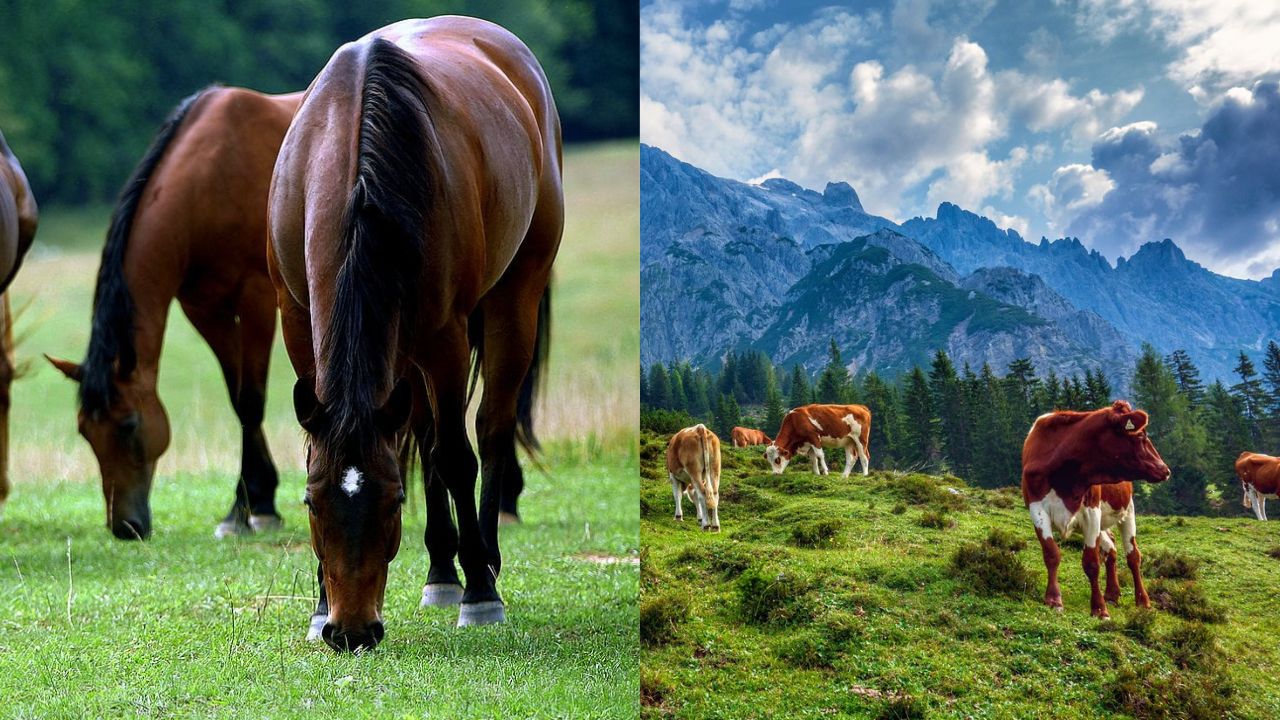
xmin=80 ymin=86 xmax=216 ymax=416
xmin=318 ymin=38 xmax=430 ymax=457
xmin=516 ymin=284 xmax=552 ymax=456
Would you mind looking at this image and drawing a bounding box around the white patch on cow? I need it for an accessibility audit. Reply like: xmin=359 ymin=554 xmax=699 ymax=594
xmin=1029 ymin=489 xmax=1077 ymax=539
xmin=341 ymin=466 xmax=364 ymax=497
xmin=1079 ymin=505 xmax=1103 ymax=549
xmin=1119 ymin=498 xmax=1139 ymax=554
xmin=1124 ymin=419 xmax=1135 ymax=431
xmin=808 ymin=416 xmax=823 ymax=431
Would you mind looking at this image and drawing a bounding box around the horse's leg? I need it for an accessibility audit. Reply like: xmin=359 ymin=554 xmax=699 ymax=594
xmin=424 ymin=321 xmax=501 ymax=626
xmin=0 ymin=294 xmax=12 ymax=517
xmin=415 ymin=374 xmax=463 ymax=608
xmin=235 ymin=281 xmax=281 ymax=532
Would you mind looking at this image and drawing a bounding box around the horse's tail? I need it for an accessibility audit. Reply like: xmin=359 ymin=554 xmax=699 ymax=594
xmin=321 ymin=38 xmax=430 ymax=452
xmin=515 ymin=284 xmax=551 ymax=457
xmin=81 ymin=85 xmax=217 ymax=415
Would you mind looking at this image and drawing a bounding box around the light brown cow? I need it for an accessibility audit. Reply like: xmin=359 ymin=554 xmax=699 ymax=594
xmin=731 ymin=426 xmax=771 ymax=447
xmin=1236 ymin=451 xmax=1280 ymax=521
xmin=765 ymin=404 xmax=870 ymax=477
xmin=1022 ymin=401 xmax=1170 ymax=617
xmin=666 ymin=424 xmax=721 ymax=532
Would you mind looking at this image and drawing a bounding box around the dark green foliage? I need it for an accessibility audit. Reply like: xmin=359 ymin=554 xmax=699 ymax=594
xmin=1144 ymin=550 xmax=1201 ymax=581
xmin=982 ymin=527 xmax=1027 ymax=552
xmin=949 ymin=530 xmax=1034 ymax=598
xmin=789 ymin=364 xmax=813 ymax=410
xmin=884 ymin=473 xmax=965 ymax=510
xmin=891 ymin=502 xmax=908 ymax=515
xmin=1148 ymin=579 xmax=1226 ymax=623
xmin=1162 ymin=621 xmax=1220 ymax=671
xmin=640 ymin=590 xmax=689 ymax=647
xmin=876 ymin=694 xmax=928 ymax=720
xmin=918 ymin=510 xmax=952 ymax=529
xmin=673 ymin=542 xmax=754 ymax=578
xmin=640 ymin=408 xmax=697 ymax=435
xmin=773 ymin=629 xmax=839 ymax=669
xmin=640 ymin=666 xmax=675 ymax=713
xmin=816 ymin=339 xmax=854 ymax=403
xmin=1267 ymin=546 xmax=1280 ymax=560
xmin=1121 ymin=607 xmax=1158 ymax=643
xmin=1107 ymin=657 xmax=1235 ymax=720
xmin=736 ymin=565 xmax=814 ymax=625
xmin=790 ymin=517 xmax=845 ymax=547
xmin=646 ymin=363 xmax=672 ymax=410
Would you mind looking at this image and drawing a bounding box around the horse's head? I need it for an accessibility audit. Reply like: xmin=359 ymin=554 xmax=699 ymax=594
xmin=46 ymin=354 xmax=170 ymax=540
xmin=294 ymin=377 xmax=411 ymax=653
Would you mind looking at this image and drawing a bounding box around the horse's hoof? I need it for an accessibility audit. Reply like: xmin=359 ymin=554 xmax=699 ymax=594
xmin=420 ymin=583 xmax=464 ymax=608
xmin=498 ymin=512 xmax=521 ymax=526
xmin=213 ymin=519 xmax=251 ymax=539
xmin=457 ymin=601 xmax=506 ymax=627
xmin=249 ymin=514 xmax=283 ymax=533
xmin=306 ymin=613 xmax=327 ymax=642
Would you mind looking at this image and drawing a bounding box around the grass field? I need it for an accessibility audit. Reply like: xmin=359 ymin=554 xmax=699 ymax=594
xmin=0 ymin=142 xmax=639 ymax=718
xmin=640 ymin=434 xmax=1280 ymax=719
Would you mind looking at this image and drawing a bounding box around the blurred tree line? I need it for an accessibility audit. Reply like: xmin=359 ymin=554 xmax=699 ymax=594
xmin=0 ymin=0 xmax=637 ymax=204
xmin=641 ymin=340 xmax=1280 ymax=517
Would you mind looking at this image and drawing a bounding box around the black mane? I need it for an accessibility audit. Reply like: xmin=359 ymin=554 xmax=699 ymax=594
xmin=80 ymin=86 xmax=215 ymax=416
xmin=318 ymin=39 xmax=430 ymax=454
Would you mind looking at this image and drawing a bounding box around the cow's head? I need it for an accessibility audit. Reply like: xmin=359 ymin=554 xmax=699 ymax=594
xmin=765 ymin=443 xmax=792 ymax=474
xmin=1097 ymin=400 xmax=1170 ymax=484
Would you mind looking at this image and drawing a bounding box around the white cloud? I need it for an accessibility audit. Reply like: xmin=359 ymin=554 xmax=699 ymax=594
xmin=1002 ymin=74 xmax=1145 ymax=144
xmin=1028 ymin=163 xmax=1116 ymax=232
xmin=926 ymin=147 xmax=1028 ymax=210
xmin=747 ymin=168 xmax=783 ymax=185
xmin=980 ymin=205 xmax=1031 ymax=238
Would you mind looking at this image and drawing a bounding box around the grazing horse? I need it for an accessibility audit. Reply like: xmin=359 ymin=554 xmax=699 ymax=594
xmin=268 ymin=17 xmax=562 ymax=652
xmin=46 ymin=88 xmax=302 ymax=539
xmin=0 ymin=129 xmax=38 ymax=514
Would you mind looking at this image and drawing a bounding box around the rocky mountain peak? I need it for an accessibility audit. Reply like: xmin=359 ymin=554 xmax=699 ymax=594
xmin=822 ymin=181 xmax=863 ymax=212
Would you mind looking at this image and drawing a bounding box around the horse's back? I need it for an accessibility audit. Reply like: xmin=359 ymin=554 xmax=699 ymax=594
xmin=0 ymin=134 xmax=37 ymax=291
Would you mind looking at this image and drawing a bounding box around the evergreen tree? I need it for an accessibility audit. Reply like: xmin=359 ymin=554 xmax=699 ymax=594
xmin=1261 ymin=341 xmax=1280 ymax=446
xmin=1133 ymin=344 xmax=1209 ymax=514
xmin=816 ymin=339 xmax=853 ymax=403
xmin=861 ymin=371 xmax=898 ymax=469
xmin=1165 ymin=349 xmax=1205 ymax=409
xmin=1203 ymin=380 xmax=1252 ymax=506
xmin=1232 ymin=352 xmax=1266 ymax=446
xmin=713 ymin=393 xmax=741 ymax=440
xmin=1084 ymin=368 xmax=1112 ymax=407
xmin=669 ymin=369 xmax=688 ymax=413
xmin=763 ymin=372 xmax=785 ymax=437
xmin=789 ymin=365 xmax=811 ymax=410
xmin=647 ymin=363 xmax=671 ymax=410
xmin=902 ymin=366 xmax=937 ymax=468
xmin=639 ymin=364 xmax=650 ymax=407
xmin=718 ymin=352 xmax=738 ymax=400
xmin=1005 ymin=358 xmax=1039 ymax=424
xmin=1039 ymin=370 xmax=1062 ymax=413
xmin=930 ymin=350 xmax=972 ymax=476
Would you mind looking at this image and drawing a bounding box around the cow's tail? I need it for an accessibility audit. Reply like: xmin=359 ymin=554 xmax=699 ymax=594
xmin=860 ymin=410 xmax=871 ymax=464
xmin=697 ymin=424 xmax=711 ymax=488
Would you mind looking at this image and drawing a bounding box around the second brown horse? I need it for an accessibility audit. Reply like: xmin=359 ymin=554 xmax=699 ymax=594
xmin=48 ymin=88 xmax=301 ymax=539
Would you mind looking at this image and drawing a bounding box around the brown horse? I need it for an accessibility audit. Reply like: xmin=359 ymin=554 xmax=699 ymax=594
xmin=0 ymin=129 xmax=39 ymax=514
xmin=46 ymin=88 xmax=302 ymax=540
xmin=269 ymin=16 xmax=562 ymax=652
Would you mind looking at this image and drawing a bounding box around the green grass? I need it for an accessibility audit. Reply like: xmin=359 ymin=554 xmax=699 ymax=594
xmin=0 ymin=141 xmax=639 ymax=718
xmin=641 ymin=434 xmax=1280 ymax=719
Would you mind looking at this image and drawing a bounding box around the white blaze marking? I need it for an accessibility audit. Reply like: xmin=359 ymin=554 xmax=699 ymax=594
xmin=342 ymin=466 xmax=364 ymax=497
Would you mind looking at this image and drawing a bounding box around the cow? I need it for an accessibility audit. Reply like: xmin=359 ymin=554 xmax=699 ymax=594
xmin=731 ymin=426 xmax=771 ymax=447
xmin=765 ymin=404 xmax=870 ymax=477
xmin=666 ymin=424 xmax=721 ymax=532
xmin=1236 ymin=452 xmax=1280 ymax=521
xmin=1022 ymin=400 xmax=1170 ymax=618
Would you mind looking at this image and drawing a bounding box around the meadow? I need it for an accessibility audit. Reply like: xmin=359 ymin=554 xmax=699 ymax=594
xmin=640 ymin=434 xmax=1280 ymax=719
xmin=0 ymin=142 xmax=639 ymax=718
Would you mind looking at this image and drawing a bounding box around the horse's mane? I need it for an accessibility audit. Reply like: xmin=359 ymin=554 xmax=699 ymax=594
xmin=318 ymin=38 xmax=430 ymax=455
xmin=80 ymin=86 xmax=216 ymax=416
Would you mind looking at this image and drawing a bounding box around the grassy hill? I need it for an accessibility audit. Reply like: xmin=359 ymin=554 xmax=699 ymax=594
xmin=640 ymin=433 xmax=1280 ymax=719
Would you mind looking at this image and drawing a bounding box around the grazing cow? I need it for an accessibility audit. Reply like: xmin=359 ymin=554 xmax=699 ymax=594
xmin=765 ymin=404 xmax=870 ymax=477
xmin=1022 ymin=400 xmax=1170 ymax=618
xmin=731 ymin=426 xmax=771 ymax=447
xmin=666 ymin=424 xmax=721 ymax=532
xmin=1236 ymin=452 xmax=1280 ymax=521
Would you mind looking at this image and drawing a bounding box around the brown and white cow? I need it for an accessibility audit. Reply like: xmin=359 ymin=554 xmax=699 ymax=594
xmin=1022 ymin=400 xmax=1170 ymax=617
xmin=1236 ymin=451 xmax=1280 ymax=521
xmin=765 ymin=404 xmax=871 ymax=477
xmin=731 ymin=426 xmax=771 ymax=447
xmin=666 ymin=424 xmax=722 ymax=532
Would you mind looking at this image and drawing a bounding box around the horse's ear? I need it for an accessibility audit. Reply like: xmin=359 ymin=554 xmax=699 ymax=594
xmin=293 ymin=378 xmax=325 ymax=435
xmin=44 ymin=354 xmax=82 ymax=383
xmin=377 ymin=378 xmax=413 ymax=436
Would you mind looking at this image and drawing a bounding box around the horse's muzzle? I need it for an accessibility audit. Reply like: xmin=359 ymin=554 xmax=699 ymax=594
xmin=322 ymin=620 xmax=386 ymax=653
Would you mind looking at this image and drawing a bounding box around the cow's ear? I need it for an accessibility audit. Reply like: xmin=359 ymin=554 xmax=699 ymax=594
xmin=1111 ymin=399 xmax=1132 ymax=413
xmin=293 ymin=378 xmax=326 ymax=435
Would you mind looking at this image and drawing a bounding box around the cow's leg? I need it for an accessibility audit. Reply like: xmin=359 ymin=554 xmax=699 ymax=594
xmin=1099 ymin=529 xmax=1121 ymax=604
xmin=670 ymin=474 xmax=683 ymax=521
xmin=814 ymin=448 xmax=829 ymax=475
xmin=1080 ymin=506 xmax=1108 ymax=618
xmin=853 ymin=436 xmax=869 ymax=476
xmin=842 ymin=445 xmax=855 ymax=478
xmin=690 ymin=484 xmax=707 ymax=528
xmin=1119 ymin=500 xmax=1149 ymax=608
xmin=1028 ymin=501 xmax=1063 ymax=609
xmin=1262 ymin=497 xmax=1268 ymax=521
xmin=807 ymin=449 xmax=820 ymax=475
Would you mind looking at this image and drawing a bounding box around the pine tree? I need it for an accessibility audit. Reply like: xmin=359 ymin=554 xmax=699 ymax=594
xmin=1232 ymin=352 xmax=1266 ymax=446
xmin=789 ymin=365 xmax=811 ymax=410
xmin=902 ymin=366 xmax=937 ymax=468
xmin=647 ymin=363 xmax=671 ymax=410
xmin=861 ymin=371 xmax=897 ymax=469
xmin=930 ymin=350 xmax=971 ymax=476
xmin=1084 ymin=368 xmax=1112 ymax=407
xmin=1133 ymin=344 xmax=1209 ymax=514
xmin=763 ymin=373 xmax=785 ymax=438
xmin=669 ymin=368 xmax=688 ymax=413
xmin=1204 ymin=380 xmax=1252 ymax=505
xmin=639 ymin=364 xmax=650 ymax=407
xmin=816 ymin=339 xmax=853 ymax=403
xmin=1005 ymin=358 xmax=1039 ymax=425
xmin=1165 ymin=349 xmax=1205 ymax=409
xmin=688 ymin=369 xmax=712 ymax=419
xmin=1261 ymin=341 xmax=1280 ymax=446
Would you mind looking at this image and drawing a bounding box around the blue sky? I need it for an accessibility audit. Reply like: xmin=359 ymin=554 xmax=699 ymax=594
xmin=641 ymin=0 xmax=1280 ymax=278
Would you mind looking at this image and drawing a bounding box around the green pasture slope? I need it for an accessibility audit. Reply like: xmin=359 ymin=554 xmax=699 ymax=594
xmin=0 ymin=143 xmax=639 ymax=718
xmin=641 ymin=434 xmax=1280 ymax=719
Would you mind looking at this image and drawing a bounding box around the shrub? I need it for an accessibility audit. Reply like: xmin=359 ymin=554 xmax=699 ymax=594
xmin=774 ymin=629 xmax=837 ymax=669
xmin=673 ymin=542 xmax=753 ymax=578
xmin=640 ymin=591 xmax=689 ymax=647
xmin=1267 ymin=546 xmax=1280 ymax=560
xmin=737 ymin=565 xmax=814 ymax=626
xmin=983 ymin=527 xmax=1027 ymax=553
xmin=885 ymin=473 xmax=965 ymax=510
xmin=1107 ymin=658 xmax=1236 ymax=720
xmin=641 ymin=409 xmax=699 ymax=435
xmin=877 ymin=693 xmax=928 ymax=720
xmin=1144 ymin=550 xmax=1200 ymax=581
xmin=790 ymin=517 xmax=845 ymax=547
xmin=949 ymin=529 xmax=1034 ymax=599
xmin=1149 ymin=580 xmax=1226 ymax=623
xmin=891 ymin=503 xmax=908 ymax=515
xmin=918 ymin=510 xmax=953 ymax=530
xmin=1161 ymin=621 xmax=1220 ymax=671
xmin=640 ymin=666 xmax=675 ymax=710
xmin=1122 ymin=607 xmax=1157 ymax=643
xmin=719 ymin=480 xmax=771 ymax=514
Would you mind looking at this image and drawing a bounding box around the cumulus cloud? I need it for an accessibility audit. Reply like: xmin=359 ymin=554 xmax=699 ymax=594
xmin=1045 ymin=82 xmax=1280 ymax=277
xmin=1028 ymin=163 xmax=1115 ymax=234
